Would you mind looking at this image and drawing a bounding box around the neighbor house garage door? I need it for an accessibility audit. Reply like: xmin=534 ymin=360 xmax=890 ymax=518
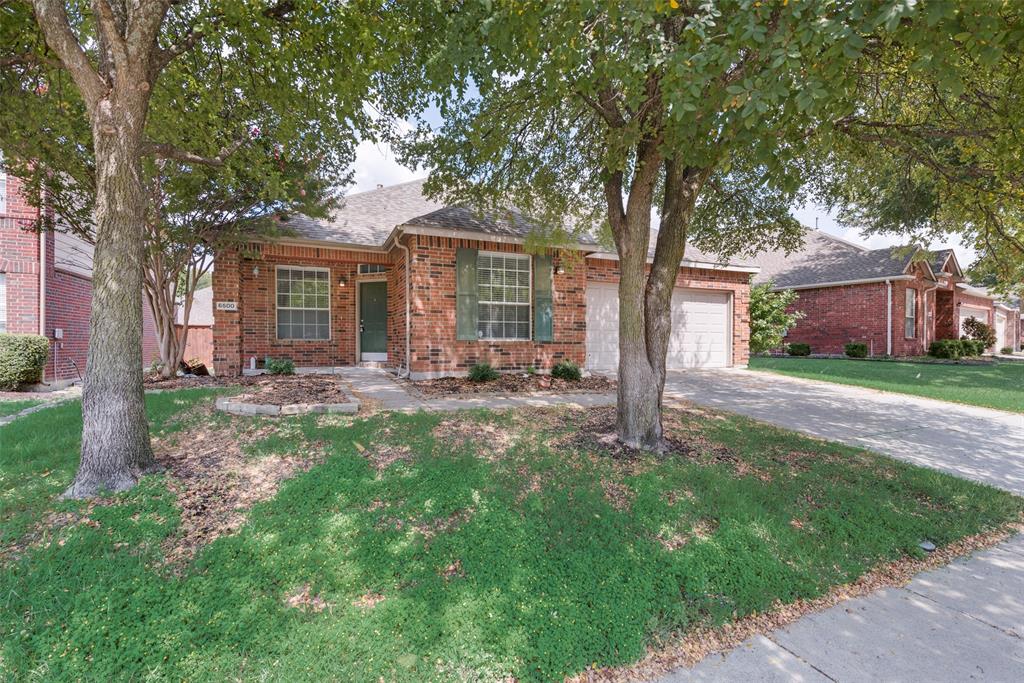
xmin=995 ymin=312 xmax=1007 ymax=350
xmin=960 ymin=306 xmax=989 ymax=336
xmin=585 ymin=283 xmax=730 ymax=371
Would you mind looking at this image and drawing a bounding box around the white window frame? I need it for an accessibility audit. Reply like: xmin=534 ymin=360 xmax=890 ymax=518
xmin=476 ymin=251 xmax=532 ymax=341
xmin=358 ymin=263 xmax=387 ymax=274
xmin=905 ymin=288 xmax=917 ymax=339
xmin=0 ymin=154 xmax=7 ymax=215
xmin=0 ymin=273 xmax=6 ymax=333
xmin=275 ymin=266 xmax=331 ymax=341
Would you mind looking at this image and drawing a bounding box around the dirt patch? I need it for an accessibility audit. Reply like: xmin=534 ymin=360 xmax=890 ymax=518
xmin=602 ymin=479 xmax=634 ymax=511
xmin=405 ymin=373 xmax=615 ymax=397
xmin=353 ymin=440 xmax=414 ymax=472
xmin=656 ymin=518 xmax=719 ymax=551
xmin=232 ymin=375 xmax=349 ymax=406
xmin=352 ymin=592 xmax=386 ymax=609
xmin=154 ymin=411 xmax=324 ymax=568
xmin=431 ymin=418 xmax=516 ymax=459
xmin=285 ymin=584 xmax=329 ymax=613
xmin=571 ymin=520 xmax=1024 ymax=682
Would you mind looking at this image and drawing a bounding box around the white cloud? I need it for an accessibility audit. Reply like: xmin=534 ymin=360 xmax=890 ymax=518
xmin=348 ymin=139 xmax=424 ymax=194
xmin=792 ymin=202 xmax=978 ymax=267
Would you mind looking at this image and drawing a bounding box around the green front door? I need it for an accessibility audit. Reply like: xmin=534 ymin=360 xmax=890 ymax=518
xmin=359 ymin=281 xmax=387 ymax=359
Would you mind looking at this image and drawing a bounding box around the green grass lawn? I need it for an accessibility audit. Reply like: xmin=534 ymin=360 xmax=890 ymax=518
xmin=750 ymin=356 xmax=1024 ymax=413
xmin=0 ymin=398 xmax=44 ymax=418
xmin=1 ymin=391 xmax=1020 ymax=681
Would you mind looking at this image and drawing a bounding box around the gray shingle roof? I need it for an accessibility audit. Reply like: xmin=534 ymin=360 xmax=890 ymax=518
xmin=281 ymin=179 xmax=445 ymax=247
xmin=750 ymin=229 xmax=920 ymax=288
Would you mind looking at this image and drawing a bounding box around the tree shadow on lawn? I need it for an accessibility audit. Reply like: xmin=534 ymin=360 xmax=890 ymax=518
xmin=1 ymin=403 xmax=1021 ymax=682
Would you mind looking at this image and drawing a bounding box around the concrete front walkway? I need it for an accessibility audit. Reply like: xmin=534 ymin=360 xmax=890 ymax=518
xmin=659 ymin=369 xmax=1024 ymax=682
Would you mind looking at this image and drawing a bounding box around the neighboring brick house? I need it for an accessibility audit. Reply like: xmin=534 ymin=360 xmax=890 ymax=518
xmin=750 ymin=229 xmax=1021 ymax=356
xmin=212 ymin=179 xmax=757 ymax=378
xmin=0 ymin=169 xmax=159 ymax=383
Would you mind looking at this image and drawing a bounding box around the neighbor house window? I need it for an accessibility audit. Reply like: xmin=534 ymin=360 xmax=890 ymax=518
xmin=358 ymin=263 xmax=386 ymax=274
xmin=477 ymin=252 xmax=531 ymax=340
xmin=0 ymin=273 xmax=6 ymax=332
xmin=905 ymin=288 xmax=917 ymax=338
xmin=276 ymin=267 xmax=330 ymax=340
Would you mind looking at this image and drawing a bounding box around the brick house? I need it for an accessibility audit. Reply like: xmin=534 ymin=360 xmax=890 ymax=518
xmin=750 ymin=229 xmax=1021 ymax=356
xmin=212 ymin=180 xmax=757 ymax=378
xmin=0 ymin=169 xmax=159 ymax=383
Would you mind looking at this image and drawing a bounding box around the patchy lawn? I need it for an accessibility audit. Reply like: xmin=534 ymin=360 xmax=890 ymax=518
xmin=750 ymin=356 xmax=1024 ymax=413
xmin=0 ymin=398 xmax=44 ymax=419
xmin=1 ymin=391 xmax=1021 ymax=682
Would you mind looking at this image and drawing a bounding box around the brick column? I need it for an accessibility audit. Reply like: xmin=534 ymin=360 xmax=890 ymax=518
xmin=212 ymin=247 xmax=242 ymax=376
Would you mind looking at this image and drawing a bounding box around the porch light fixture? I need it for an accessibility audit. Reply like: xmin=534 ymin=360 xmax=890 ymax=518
xmin=338 ymin=275 xmax=347 ymax=287
xmin=252 ymin=265 xmax=259 ymax=277
xmin=555 ymin=264 xmax=565 ymax=275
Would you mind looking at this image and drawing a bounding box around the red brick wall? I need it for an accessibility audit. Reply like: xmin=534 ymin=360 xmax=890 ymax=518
xmin=586 ymin=258 xmax=752 ymax=367
xmin=1 ymin=174 xmax=43 ymax=336
xmin=783 ymin=283 xmax=889 ymax=356
xmin=406 ymin=235 xmax=586 ymax=377
xmin=212 ymin=242 xmax=393 ymax=375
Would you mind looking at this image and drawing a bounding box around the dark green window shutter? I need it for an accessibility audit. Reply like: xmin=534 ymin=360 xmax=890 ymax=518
xmin=534 ymin=254 xmax=553 ymax=342
xmin=456 ymin=247 xmax=479 ymax=340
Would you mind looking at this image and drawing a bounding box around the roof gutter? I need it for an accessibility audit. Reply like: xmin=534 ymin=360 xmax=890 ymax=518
xmin=584 ymin=250 xmax=760 ymax=274
xmin=773 ymin=275 xmax=915 ymax=292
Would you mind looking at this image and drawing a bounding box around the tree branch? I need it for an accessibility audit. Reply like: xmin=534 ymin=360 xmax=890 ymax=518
xmin=31 ymin=0 xmax=108 ymax=108
xmin=141 ymin=137 xmax=246 ymax=166
xmin=93 ymin=0 xmax=130 ymax=76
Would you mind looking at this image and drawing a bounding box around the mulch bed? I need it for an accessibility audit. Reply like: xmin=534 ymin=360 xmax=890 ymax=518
xmin=232 ymin=376 xmax=349 ymax=406
xmin=407 ymin=373 xmax=616 ymax=397
xmin=144 ymin=374 xmax=246 ymax=390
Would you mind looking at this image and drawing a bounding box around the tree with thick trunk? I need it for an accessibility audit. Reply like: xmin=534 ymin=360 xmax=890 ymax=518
xmin=2 ymin=0 xmax=405 ymax=497
xmin=392 ymin=1 xmax=952 ymax=448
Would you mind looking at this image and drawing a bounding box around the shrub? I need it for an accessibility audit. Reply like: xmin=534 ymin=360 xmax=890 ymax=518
xmin=960 ymin=339 xmax=985 ymax=357
xmin=551 ymin=360 xmax=582 ymax=381
xmin=265 ymin=357 xmax=295 ymax=375
xmin=929 ymin=339 xmax=962 ymax=359
xmin=468 ymin=363 xmax=499 ymax=382
xmin=1001 ymin=346 xmax=1014 ymax=355
xmin=787 ymin=342 xmax=811 ymax=356
xmin=525 ymin=366 xmax=537 ymax=375
xmin=748 ymin=281 xmax=804 ymax=354
xmin=961 ymin=317 xmax=997 ymax=349
xmin=0 ymin=333 xmax=50 ymax=390
xmin=844 ymin=342 xmax=868 ymax=358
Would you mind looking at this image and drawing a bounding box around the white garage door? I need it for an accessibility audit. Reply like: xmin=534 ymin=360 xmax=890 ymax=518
xmin=995 ymin=312 xmax=1007 ymax=349
xmin=960 ymin=306 xmax=988 ymax=336
xmin=585 ymin=283 xmax=730 ymax=371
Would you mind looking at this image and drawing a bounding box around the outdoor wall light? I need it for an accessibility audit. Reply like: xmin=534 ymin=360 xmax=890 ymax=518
xmin=338 ymin=276 xmax=347 ymax=287
xmin=555 ymin=264 xmax=565 ymax=275
xmin=252 ymin=265 xmax=259 ymax=277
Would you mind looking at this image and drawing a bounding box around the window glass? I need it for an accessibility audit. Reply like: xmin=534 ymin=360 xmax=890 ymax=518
xmin=905 ymin=288 xmax=916 ymax=338
xmin=276 ymin=267 xmax=330 ymax=340
xmin=477 ymin=253 xmax=530 ymax=339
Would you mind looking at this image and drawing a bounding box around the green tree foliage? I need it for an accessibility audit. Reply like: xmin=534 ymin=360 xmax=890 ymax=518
xmin=0 ymin=1 xmax=410 ymax=497
xmin=388 ymin=0 xmax=922 ymax=448
xmin=810 ymin=1 xmax=1024 ymax=297
xmin=749 ymin=281 xmax=803 ymax=355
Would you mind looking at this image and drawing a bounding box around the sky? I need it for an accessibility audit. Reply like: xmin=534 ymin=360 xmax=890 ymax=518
xmin=347 ymin=139 xmax=979 ymax=267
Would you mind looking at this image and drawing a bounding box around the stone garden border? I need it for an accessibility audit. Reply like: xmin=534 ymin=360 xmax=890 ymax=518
xmin=215 ymin=383 xmax=361 ymax=417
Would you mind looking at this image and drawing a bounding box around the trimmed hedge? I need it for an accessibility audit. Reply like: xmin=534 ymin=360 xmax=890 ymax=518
xmin=844 ymin=342 xmax=868 ymax=358
xmin=265 ymin=357 xmax=295 ymax=375
xmin=551 ymin=360 xmax=582 ymax=381
xmin=0 ymin=333 xmax=50 ymax=390
xmin=787 ymin=342 xmax=811 ymax=356
xmin=928 ymin=338 xmax=986 ymax=360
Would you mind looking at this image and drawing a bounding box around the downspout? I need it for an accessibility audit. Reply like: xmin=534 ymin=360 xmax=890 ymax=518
xmin=885 ymin=279 xmax=892 ymax=356
xmin=395 ymin=237 xmax=412 ymax=379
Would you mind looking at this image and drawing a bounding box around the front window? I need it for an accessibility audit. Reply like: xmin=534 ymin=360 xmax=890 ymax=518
xmin=276 ymin=267 xmax=330 ymax=340
xmin=0 ymin=273 xmax=6 ymax=332
xmin=905 ymin=288 xmax=917 ymax=338
xmin=358 ymin=263 xmax=386 ymax=274
xmin=477 ymin=252 xmax=531 ymax=340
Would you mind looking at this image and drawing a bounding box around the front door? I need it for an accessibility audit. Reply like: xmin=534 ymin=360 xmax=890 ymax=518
xmin=359 ymin=281 xmax=387 ymax=361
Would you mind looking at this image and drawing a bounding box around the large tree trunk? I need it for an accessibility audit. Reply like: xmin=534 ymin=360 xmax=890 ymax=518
xmin=63 ymin=115 xmax=156 ymax=498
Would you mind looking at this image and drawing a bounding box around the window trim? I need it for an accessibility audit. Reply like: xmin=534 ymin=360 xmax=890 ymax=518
xmin=904 ymin=287 xmax=917 ymax=339
xmin=0 ymin=156 xmax=6 ymax=215
xmin=358 ymin=263 xmax=387 ymax=274
xmin=274 ymin=265 xmax=332 ymax=341
xmin=0 ymin=273 xmax=7 ymax=333
xmin=476 ymin=250 xmax=532 ymax=342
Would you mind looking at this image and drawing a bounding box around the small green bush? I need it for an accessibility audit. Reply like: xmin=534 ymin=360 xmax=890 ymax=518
xmin=265 ymin=357 xmax=295 ymax=375
xmin=844 ymin=342 xmax=868 ymax=358
xmin=468 ymin=363 xmax=499 ymax=382
xmin=787 ymin=342 xmax=811 ymax=356
xmin=960 ymin=339 xmax=985 ymax=357
xmin=551 ymin=360 xmax=582 ymax=381
xmin=1001 ymin=346 xmax=1014 ymax=355
xmin=0 ymin=333 xmax=49 ymax=390
xmin=525 ymin=366 xmax=537 ymax=375
xmin=929 ymin=339 xmax=962 ymax=359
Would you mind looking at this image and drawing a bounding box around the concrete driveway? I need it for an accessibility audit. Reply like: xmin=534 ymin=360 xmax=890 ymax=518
xmin=658 ymin=369 xmax=1024 ymax=682
xmin=664 ymin=368 xmax=1024 ymax=495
